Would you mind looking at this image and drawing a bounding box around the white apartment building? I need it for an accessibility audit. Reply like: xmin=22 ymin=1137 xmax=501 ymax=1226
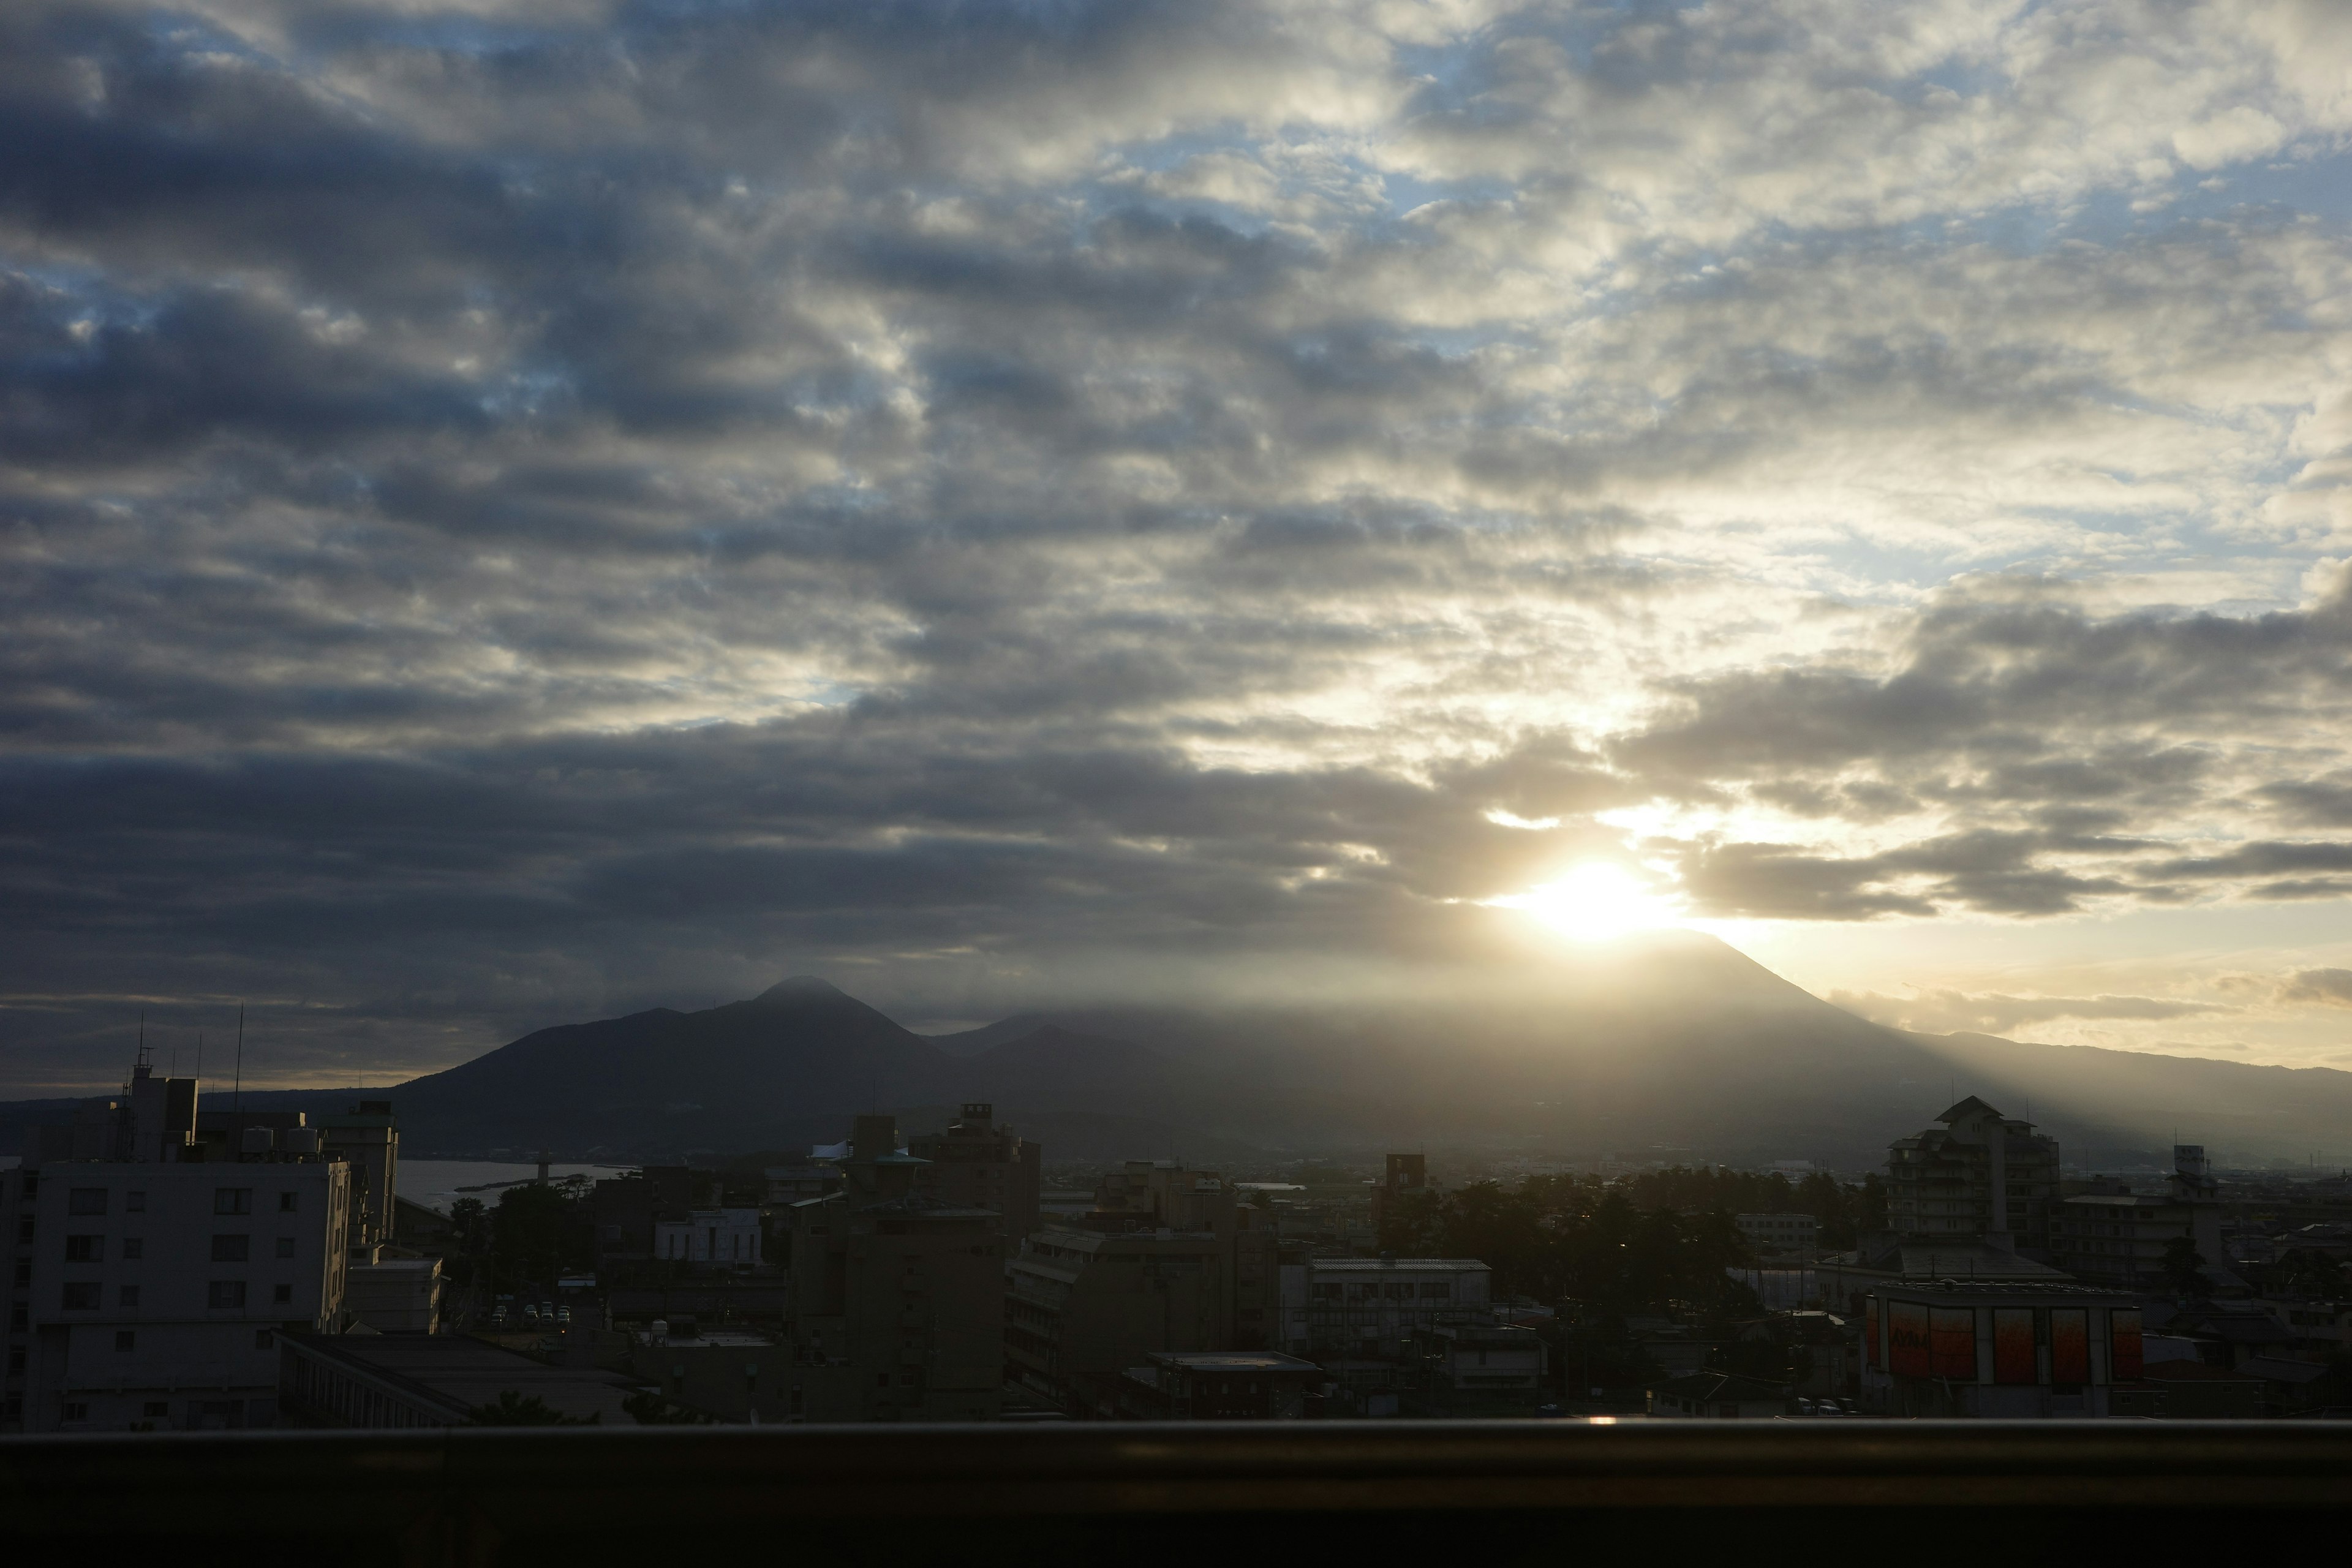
xmin=4 ymin=1061 xmax=350 ymax=1433
xmin=1737 ymin=1212 xmax=1820 ymax=1257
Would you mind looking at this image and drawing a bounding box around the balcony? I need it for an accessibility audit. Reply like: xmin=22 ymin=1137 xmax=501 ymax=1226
xmin=4 ymin=1421 xmax=2348 ymax=1565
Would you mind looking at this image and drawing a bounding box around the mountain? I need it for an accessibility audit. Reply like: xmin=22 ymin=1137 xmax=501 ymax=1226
xmin=9 ymin=940 xmax=2352 ymax=1167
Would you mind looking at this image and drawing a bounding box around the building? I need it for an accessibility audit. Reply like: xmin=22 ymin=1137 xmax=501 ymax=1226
xmin=5 ymin=1058 xmax=351 ymax=1432
xmin=1114 ymin=1349 xmax=1325 ymax=1420
xmin=591 ymin=1165 xmax=697 ymax=1272
xmin=279 ymin=1330 xmax=640 ymax=1427
xmin=1276 ymin=1256 xmax=1493 ymax=1360
xmin=908 ymin=1102 xmax=1041 ymax=1242
xmin=1406 ymin=1321 xmax=1548 ymax=1415
xmin=1885 ymin=1096 xmax=2060 ymax=1256
xmin=1370 ymin=1152 xmax=1429 ymax=1236
xmin=1648 ymin=1371 xmax=1790 ymax=1419
xmin=783 ymin=1115 xmax=1005 ymax=1422
xmin=1005 ymin=1161 xmax=1278 ymax=1417
xmin=1857 ymin=1280 xmax=2144 ymax=1417
xmin=344 ymin=1253 xmax=446 ymax=1333
xmin=2049 ymin=1145 xmax=2234 ymax=1291
xmin=1736 ymin=1212 xmax=1819 ymax=1257
xmin=318 ymin=1102 xmax=401 ymax=1251
xmin=654 ymin=1207 xmax=764 ymax=1268
xmin=625 ymin=1324 xmax=789 ymax=1422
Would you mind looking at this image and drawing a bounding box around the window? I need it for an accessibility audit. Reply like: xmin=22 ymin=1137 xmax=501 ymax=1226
xmin=11 ymin=1262 xmax=26 ymax=1287
xmin=211 ymin=1234 xmax=251 ymax=1262
xmin=143 ymin=1401 xmax=168 ymax=1419
xmin=126 ymin=1191 xmax=146 ymax=1213
xmin=115 ymin=1330 xmax=135 ymax=1351
xmin=10 ymin=1305 xmax=27 ymax=1331
xmin=273 ymin=1284 xmax=293 ymax=1305
xmin=62 ymin=1402 xmax=87 ymax=1422
xmin=68 ymin=1188 xmax=107 ymax=1216
xmin=275 ymin=1237 xmax=296 ymax=1259
xmin=7 ymin=1349 xmax=23 ymax=1376
xmin=209 ymin=1281 xmax=247 ymax=1309
xmin=119 ymin=1285 xmax=140 ymax=1308
xmin=121 ymin=1238 xmax=143 ymax=1260
xmin=214 ymin=1188 xmax=252 ymax=1216
xmin=64 ymin=1235 xmax=101 ymax=1262
xmin=61 ymin=1282 xmax=101 ymax=1310
xmin=15 ymin=1218 xmax=30 ymax=1243
xmin=254 ymin=1329 xmax=276 ymax=1350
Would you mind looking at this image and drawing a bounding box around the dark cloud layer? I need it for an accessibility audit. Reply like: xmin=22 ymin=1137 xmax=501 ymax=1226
xmin=4 ymin=0 xmax=2351 ymax=1087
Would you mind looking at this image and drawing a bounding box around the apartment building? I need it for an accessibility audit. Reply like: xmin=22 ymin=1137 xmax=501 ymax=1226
xmin=1276 ymin=1256 xmax=1493 ymax=1360
xmin=1005 ymin=1162 xmax=1278 ymax=1417
xmin=1885 ymin=1096 xmax=2060 ymax=1256
xmin=908 ymin=1102 xmax=1041 ymax=1242
xmin=5 ymin=1060 xmax=350 ymax=1432
xmin=1737 ymin=1212 xmax=1819 ymax=1257
xmin=783 ymin=1115 xmax=1004 ymax=1422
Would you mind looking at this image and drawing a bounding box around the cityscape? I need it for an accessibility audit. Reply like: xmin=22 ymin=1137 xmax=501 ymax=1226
xmin=7 ymin=1031 xmax=2348 ymax=1431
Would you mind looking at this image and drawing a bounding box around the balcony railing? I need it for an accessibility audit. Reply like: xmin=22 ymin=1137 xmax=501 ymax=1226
xmin=6 ymin=1420 xmax=2351 ymax=1564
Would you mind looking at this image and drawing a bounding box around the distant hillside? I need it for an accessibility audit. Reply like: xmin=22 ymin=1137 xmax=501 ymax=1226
xmin=9 ymin=938 xmax=2351 ymax=1167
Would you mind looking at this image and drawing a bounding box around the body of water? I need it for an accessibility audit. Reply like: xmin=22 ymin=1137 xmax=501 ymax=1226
xmin=398 ymin=1158 xmax=636 ymax=1215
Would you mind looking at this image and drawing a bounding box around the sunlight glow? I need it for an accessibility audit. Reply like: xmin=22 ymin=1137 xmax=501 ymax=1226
xmin=1486 ymin=862 xmax=1687 ymax=942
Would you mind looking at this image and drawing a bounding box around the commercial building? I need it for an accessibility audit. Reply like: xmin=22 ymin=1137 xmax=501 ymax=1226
xmin=1005 ymin=1162 xmax=1278 ymax=1417
xmin=908 ymin=1102 xmax=1041 ymax=1242
xmin=1885 ymin=1096 xmax=2060 ymax=1256
xmin=1737 ymin=1212 xmax=1819 ymax=1257
xmin=4 ymin=1058 xmax=351 ymax=1432
xmin=344 ymin=1254 xmax=445 ymax=1333
xmin=783 ymin=1115 xmax=1005 ymax=1422
xmin=1857 ymin=1280 xmax=2144 ymax=1417
xmin=1406 ymin=1321 xmax=1548 ymax=1415
xmin=1114 ymin=1349 xmax=1325 ymax=1420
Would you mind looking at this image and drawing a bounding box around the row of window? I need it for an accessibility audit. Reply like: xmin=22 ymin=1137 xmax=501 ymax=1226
xmin=102 ymin=1327 xmax=278 ymax=1351
xmin=62 ymin=1234 xmax=299 ymax=1261
xmin=62 ymin=1281 xmax=295 ymax=1309
xmin=66 ymin=1188 xmax=300 ymax=1216
xmin=1308 ymin=1282 xmax=1455 ymax=1300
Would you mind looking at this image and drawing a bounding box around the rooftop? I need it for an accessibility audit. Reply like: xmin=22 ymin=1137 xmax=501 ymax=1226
xmin=1305 ymin=1257 xmax=1490 ymax=1273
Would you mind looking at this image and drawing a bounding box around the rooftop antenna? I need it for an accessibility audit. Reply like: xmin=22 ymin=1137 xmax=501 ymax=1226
xmin=232 ymin=1005 xmax=245 ymax=1148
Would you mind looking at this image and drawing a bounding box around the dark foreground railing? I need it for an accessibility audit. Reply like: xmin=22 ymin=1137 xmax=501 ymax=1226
xmin=5 ymin=1420 xmax=2348 ymax=1566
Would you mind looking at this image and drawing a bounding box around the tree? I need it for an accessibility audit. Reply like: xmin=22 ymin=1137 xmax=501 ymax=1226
xmin=492 ymin=1182 xmax=585 ymax=1292
xmin=2161 ymin=1235 xmax=2208 ymax=1298
xmin=466 ymin=1390 xmax=597 ymax=1425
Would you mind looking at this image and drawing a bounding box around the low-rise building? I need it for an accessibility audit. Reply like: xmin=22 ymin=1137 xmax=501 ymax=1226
xmin=2049 ymin=1146 xmax=2236 ymax=1292
xmin=1276 ymin=1256 xmax=1493 ymax=1360
xmin=653 ymin=1207 xmax=764 ymax=1268
xmin=344 ymin=1253 xmax=445 ymax=1333
xmin=1736 ymin=1212 xmax=1819 ymax=1257
xmin=1407 ymin=1321 xmax=1548 ymax=1415
xmin=280 ymin=1330 xmax=641 ymax=1427
xmin=1858 ymin=1280 xmax=2144 ymax=1417
xmin=1114 ymin=1349 xmax=1324 ymax=1419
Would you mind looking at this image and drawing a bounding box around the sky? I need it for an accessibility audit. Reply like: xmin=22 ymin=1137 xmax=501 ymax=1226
xmin=5 ymin=0 xmax=2352 ymax=1093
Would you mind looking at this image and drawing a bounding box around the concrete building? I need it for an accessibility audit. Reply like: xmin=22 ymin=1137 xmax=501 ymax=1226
xmin=1114 ymin=1349 xmax=1324 ymax=1420
xmin=281 ymin=1331 xmax=640 ymax=1427
xmin=1885 ymin=1096 xmax=2060 ymax=1257
xmin=626 ymin=1324 xmax=788 ymax=1422
xmin=591 ymin=1165 xmax=696 ymax=1272
xmin=318 ymin=1102 xmax=400 ymax=1251
xmin=654 ymin=1207 xmax=764 ymax=1268
xmin=1858 ymin=1280 xmax=2145 ymax=1417
xmin=344 ymin=1253 xmax=446 ymax=1333
xmin=1407 ymin=1321 xmax=1548 ymax=1414
xmin=1276 ymin=1256 xmax=1493 ymax=1360
xmin=1005 ymin=1162 xmax=1278 ymax=1418
xmin=908 ymin=1102 xmax=1041 ymax=1242
xmin=2049 ymin=1145 xmax=2235 ymax=1291
xmin=1737 ymin=1212 xmax=1819 ymax=1257
xmin=783 ymin=1115 xmax=1005 ymax=1422
xmin=4 ymin=1059 xmax=351 ymax=1432
xmin=1370 ymin=1152 xmax=1429 ymax=1237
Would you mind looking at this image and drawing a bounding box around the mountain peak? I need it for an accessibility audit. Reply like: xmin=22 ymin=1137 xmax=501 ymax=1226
xmin=756 ymin=976 xmax=850 ymax=1003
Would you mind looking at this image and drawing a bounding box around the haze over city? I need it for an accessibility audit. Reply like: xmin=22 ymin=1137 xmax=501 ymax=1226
xmin=7 ymin=0 xmax=2352 ymax=1096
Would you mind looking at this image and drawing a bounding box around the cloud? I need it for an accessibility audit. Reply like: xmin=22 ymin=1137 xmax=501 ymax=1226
xmin=1833 ymin=989 xmax=2236 ymax=1036
xmin=2 ymin=0 xmax=2352 ymax=1087
xmin=2278 ymin=969 xmax=2352 ymax=1008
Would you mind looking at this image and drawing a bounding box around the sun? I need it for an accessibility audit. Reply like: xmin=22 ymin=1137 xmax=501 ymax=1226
xmin=1487 ymin=861 xmax=1686 ymax=942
